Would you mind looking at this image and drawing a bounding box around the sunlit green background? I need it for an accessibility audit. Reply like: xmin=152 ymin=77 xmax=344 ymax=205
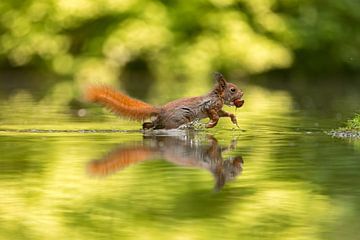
xmin=1 ymin=0 xmax=360 ymax=104
xmin=1 ymin=0 xmax=360 ymax=240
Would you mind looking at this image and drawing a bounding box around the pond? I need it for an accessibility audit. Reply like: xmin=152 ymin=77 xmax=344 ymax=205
xmin=0 ymin=80 xmax=359 ymax=240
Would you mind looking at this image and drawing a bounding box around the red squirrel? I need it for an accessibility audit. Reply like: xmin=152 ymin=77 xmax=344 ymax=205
xmin=85 ymin=72 xmax=244 ymax=129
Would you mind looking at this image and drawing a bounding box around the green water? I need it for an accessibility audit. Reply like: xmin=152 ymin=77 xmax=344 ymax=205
xmin=0 ymin=84 xmax=359 ymax=240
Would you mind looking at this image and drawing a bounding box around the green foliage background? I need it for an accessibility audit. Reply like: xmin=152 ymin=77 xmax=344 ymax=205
xmin=1 ymin=0 xmax=359 ymax=84
xmin=0 ymin=0 xmax=359 ymax=121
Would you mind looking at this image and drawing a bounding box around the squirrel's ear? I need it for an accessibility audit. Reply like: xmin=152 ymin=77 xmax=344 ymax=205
xmin=214 ymin=72 xmax=227 ymax=90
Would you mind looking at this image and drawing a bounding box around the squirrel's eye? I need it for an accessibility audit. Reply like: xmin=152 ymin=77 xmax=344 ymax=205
xmin=230 ymin=88 xmax=236 ymax=93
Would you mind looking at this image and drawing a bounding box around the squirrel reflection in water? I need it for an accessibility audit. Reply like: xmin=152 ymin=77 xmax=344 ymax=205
xmin=87 ymin=133 xmax=243 ymax=191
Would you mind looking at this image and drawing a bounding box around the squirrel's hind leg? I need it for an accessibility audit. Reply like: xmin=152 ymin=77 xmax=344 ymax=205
xmin=142 ymin=122 xmax=155 ymax=129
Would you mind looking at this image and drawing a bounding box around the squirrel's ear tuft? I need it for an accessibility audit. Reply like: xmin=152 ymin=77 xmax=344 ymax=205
xmin=214 ymin=72 xmax=227 ymax=90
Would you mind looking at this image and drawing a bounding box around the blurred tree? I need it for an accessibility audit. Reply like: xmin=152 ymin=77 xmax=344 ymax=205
xmin=0 ymin=0 xmax=359 ymax=91
xmin=275 ymin=0 xmax=360 ymax=74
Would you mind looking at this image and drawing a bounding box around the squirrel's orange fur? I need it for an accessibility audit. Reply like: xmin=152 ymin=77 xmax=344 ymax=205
xmin=85 ymin=85 xmax=159 ymax=121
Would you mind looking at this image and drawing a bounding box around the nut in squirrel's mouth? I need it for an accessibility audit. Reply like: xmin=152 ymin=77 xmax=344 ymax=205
xmin=233 ymin=98 xmax=244 ymax=108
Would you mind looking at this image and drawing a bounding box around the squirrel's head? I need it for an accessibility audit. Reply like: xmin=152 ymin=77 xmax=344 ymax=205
xmin=214 ymin=72 xmax=244 ymax=108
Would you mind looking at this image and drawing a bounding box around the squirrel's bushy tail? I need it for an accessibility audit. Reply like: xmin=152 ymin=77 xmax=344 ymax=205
xmin=85 ymin=85 xmax=159 ymax=121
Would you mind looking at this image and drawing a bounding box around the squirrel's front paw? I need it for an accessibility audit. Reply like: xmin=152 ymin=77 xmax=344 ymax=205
xmin=206 ymin=121 xmax=218 ymax=128
xmin=230 ymin=114 xmax=239 ymax=128
xmin=230 ymin=114 xmax=237 ymax=124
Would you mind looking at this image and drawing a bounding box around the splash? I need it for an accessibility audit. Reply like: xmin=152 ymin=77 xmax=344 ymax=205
xmin=178 ymin=119 xmax=205 ymax=130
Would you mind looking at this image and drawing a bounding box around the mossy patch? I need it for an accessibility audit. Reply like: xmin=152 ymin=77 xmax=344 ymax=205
xmin=344 ymin=114 xmax=360 ymax=131
xmin=329 ymin=114 xmax=360 ymax=139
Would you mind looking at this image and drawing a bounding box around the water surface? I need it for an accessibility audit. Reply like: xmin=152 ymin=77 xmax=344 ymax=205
xmin=0 ymin=84 xmax=359 ymax=240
